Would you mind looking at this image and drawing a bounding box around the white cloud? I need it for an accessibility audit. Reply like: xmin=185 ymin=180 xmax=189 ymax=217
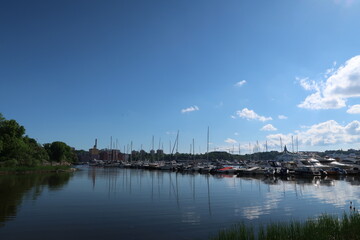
xmin=234 ymin=80 xmax=247 ymax=87
xmin=181 ymin=105 xmax=199 ymax=113
xmin=225 ymin=138 xmax=237 ymax=144
xmin=234 ymin=132 xmax=239 ymax=136
xmin=347 ymin=104 xmax=360 ymax=114
xmin=278 ymin=115 xmax=288 ymax=120
xmin=298 ymin=92 xmax=346 ymax=109
xmin=261 ymin=124 xmax=277 ymax=131
xmin=266 ymin=120 xmax=360 ymax=147
xmin=298 ymin=55 xmax=360 ymax=110
xmin=236 ymin=108 xmax=272 ymax=122
xmin=297 ymin=77 xmax=320 ymax=91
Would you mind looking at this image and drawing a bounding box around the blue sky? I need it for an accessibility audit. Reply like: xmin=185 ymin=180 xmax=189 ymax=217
xmin=1 ymin=0 xmax=360 ymax=153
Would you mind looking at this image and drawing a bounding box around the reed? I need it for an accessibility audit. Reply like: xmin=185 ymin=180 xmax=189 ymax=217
xmin=211 ymin=212 xmax=360 ymax=240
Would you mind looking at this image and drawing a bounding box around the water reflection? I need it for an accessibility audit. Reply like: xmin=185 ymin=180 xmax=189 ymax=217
xmin=2 ymin=168 xmax=360 ymax=240
xmin=0 ymin=172 xmax=73 ymax=227
xmin=85 ymin=168 xmax=360 ymax=220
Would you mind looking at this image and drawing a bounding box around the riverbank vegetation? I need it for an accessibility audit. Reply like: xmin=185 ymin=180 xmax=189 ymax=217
xmin=211 ymin=213 xmax=360 ymax=240
xmin=0 ymin=113 xmax=77 ymax=169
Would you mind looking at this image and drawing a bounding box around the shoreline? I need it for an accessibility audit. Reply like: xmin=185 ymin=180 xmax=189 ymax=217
xmin=0 ymin=166 xmax=76 ymax=175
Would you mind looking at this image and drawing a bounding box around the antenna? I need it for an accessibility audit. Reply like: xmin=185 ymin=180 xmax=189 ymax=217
xmin=292 ymin=136 xmax=294 ymax=152
xmin=280 ymin=137 xmax=283 ymax=152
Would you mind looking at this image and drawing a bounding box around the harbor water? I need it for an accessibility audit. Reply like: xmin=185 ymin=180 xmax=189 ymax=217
xmin=1 ymin=166 xmax=360 ymax=240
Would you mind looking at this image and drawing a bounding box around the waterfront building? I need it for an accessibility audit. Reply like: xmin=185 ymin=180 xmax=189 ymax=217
xmin=89 ymin=139 xmax=100 ymax=161
xmin=99 ymin=149 xmax=122 ymax=161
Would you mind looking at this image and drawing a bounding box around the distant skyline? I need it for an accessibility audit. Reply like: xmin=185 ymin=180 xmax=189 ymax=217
xmin=1 ymin=0 xmax=360 ymax=153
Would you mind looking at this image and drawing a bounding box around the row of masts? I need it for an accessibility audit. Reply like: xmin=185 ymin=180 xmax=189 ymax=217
xmin=103 ymin=128 xmax=300 ymax=160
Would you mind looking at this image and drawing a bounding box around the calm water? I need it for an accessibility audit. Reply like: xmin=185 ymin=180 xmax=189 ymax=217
xmin=1 ymin=167 xmax=360 ymax=240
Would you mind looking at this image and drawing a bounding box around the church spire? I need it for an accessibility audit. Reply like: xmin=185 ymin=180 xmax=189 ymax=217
xmin=284 ymin=145 xmax=288 ymax=153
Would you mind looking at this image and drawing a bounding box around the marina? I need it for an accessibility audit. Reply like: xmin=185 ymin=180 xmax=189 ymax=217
xmin=85 ymin=147 xmax=360 ymax=178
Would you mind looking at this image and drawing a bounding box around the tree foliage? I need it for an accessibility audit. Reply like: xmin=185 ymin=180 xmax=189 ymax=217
xmin=46 ymin=141 xmax=77 ymax=163
xmin=0 ymin=113 xmax=74 ymax=167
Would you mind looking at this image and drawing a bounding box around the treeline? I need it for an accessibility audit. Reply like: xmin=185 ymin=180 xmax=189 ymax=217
xmin=0 ymin=113 xmax=76 ymax=168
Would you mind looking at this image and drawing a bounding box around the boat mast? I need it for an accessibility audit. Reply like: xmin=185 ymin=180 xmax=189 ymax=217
xmin=130 ymin=141 xmax=133 ymax=162
xmin=265 ymin=140 xmax=268 ymax=152
xmin=296 ymin=136 xmax=299 ymax=153
xmin=207 ymin=126 xmax=209 ymax=162
xmin=152 ymin=135 xmax=154 ymax=162
xmin=193 ymin=138 xmax=195 ymax=162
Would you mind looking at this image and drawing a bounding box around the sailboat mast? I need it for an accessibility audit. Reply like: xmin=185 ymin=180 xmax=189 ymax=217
xmin=176 ymin=131 xmax=179 ymax=153
xmin=207 ymin=126 xmax=209 ymax=162
xmin=130 ymin=141 xmax=133 ymax=162
xmin=296 ymin=136 xmax=299 ymax=153
xmin=265 ymin=140 xmax=268 ymax=152
xmin=193 ymin=138 xmax=195 ymax=162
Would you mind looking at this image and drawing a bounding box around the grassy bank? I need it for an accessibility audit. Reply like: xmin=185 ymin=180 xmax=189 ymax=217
xmin=0 ymin=165 xmax=72 ymax=174
xmin=211 ymin=213 xmax=360 ymax=240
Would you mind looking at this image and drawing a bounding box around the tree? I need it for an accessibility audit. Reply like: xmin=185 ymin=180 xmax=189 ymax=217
xmin=0 ymin=119 xmax=25 ymax=139
xmin=0 ymin=116 xmax=27 ymax=164
xmin=0 ymin=113 xmax=48 ymax=167
xmin=47 ymin=141 xmax=76 ymax=164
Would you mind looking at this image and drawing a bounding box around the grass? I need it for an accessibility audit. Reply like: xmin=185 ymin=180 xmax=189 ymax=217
xmin=0 ymin=165 xmax=71 ymax=174
xmin=211 ymin=213 xmax=360 ymax=240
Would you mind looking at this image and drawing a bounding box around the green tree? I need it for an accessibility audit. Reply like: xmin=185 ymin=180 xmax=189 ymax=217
xmin=0 ymin=118 xmax=28 ymax=165
xmin=0 ymin=113 xmax=49 ymax=167
xmin=0 ymin=119 xmax=25 ymax=139
xmin=47 ymin=141 xmax=76 ymax=164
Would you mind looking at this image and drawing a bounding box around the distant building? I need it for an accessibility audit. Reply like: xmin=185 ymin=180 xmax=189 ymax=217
xmin=99 ymin=149 xmax=122 ymax=161
xmin=89 ymin=139 xmax=100 ymax=161
xmin=76 ymin=150 xmax=91 ymax=162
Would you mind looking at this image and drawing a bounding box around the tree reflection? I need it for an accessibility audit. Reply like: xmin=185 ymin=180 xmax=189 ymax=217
xmin=0 ymin=173 xmax=72 ymax=227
